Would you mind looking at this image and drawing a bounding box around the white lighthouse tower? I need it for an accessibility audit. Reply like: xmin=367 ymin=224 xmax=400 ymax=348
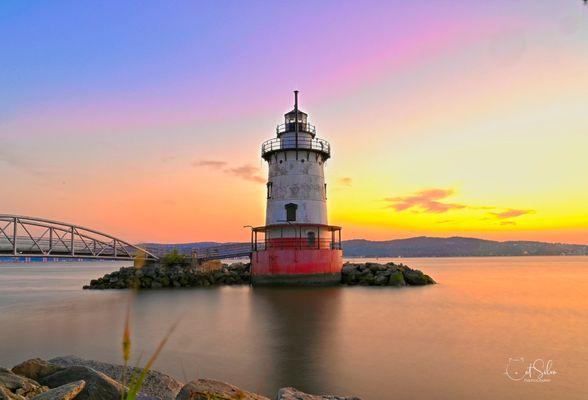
xmin=251 ymin=91 xmax=342 ymax=285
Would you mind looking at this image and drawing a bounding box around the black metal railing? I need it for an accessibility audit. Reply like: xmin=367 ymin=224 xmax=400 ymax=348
xmin=276 ymin=122 xmax=316 ymax=135
xmin=254 ymin=238 xmax=341 ymax=251
xmin=261 ymin=137 xmax=331 ymax=158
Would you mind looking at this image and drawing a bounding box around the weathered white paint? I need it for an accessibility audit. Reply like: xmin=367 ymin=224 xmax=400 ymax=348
xmin=260 ymin=96 xmax=334 ymax=242
xmin=265 ymin=146 xmax=328 ymax=227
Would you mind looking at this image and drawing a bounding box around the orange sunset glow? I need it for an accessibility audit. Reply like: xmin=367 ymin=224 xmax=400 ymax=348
xmin=1 ymin=1 xmax=587 ymax=245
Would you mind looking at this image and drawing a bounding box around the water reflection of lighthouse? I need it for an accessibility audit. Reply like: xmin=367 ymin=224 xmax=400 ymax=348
xmin=251 ymin=91 xmax=343 ymax=284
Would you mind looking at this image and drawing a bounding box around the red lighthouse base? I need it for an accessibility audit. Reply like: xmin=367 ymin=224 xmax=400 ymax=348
xmin=251 ymin=248 xmax=343 ymax=285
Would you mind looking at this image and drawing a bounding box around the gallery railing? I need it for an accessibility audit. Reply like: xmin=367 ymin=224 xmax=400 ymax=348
xmin=261 ymin=137 xmax=331 ymax=159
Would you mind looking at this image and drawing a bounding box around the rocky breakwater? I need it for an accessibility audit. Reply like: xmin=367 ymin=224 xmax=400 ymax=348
xmin=84 ymin=259 xmax=436 ymax=290
xmin=84 ymin=262 xmax=251 ymax=290
xmin=1 ymin=356 xmax=361 ymax=400
xmin=341 ymin=262 xmax=436 ymax=286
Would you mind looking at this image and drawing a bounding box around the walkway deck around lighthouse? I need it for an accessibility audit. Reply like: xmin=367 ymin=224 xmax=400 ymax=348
xmin=261 ymin=136 xmax=331 ymax=160
xmin=251 ymin=224 xmax=342 ymax=251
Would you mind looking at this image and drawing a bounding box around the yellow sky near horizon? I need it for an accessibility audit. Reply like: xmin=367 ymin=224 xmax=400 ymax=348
xmin=1 ymin=2 xmax=587 ymax=245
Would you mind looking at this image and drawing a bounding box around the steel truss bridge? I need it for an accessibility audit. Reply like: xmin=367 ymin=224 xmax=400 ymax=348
xmin=0 ymin=215 xmax=158 ymax=261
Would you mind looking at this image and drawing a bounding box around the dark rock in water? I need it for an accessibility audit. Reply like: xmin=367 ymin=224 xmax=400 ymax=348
xmin=176 ymin=379 xmax=269 ymax=400
xmin=38 ymin=366 xmax=125 ymax=400
xmin=387 ymin=270 xmax=406 ymax=286
xmin=49 ymin=355 xmax=182 ymax=400
xmin=276 ymin=387 xmax=361 ymax=400
xmin=0 ymin=367 xmax=47 ymax=398
xmin=85 ymin=260 xmax=435 ymax=289
xmin=85 ymin=262 xmax=251 ymax=290
xmin=402 ymin=269 xmax=436 ymax=285
xmin=340 ymin=262 xmax=434 ymax=287
xmin=30 ymin=380 xmax=85 ymax=400
xmin=12 ymin=359 xmax=63 ymax=382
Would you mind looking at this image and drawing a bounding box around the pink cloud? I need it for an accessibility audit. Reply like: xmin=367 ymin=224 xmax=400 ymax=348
xmin=193 ymin=160 xmax=264 ymax=184
xmin=490 ymin=209 xmax=535 ymax=220
xmin=385 ymin=188 xmax=466 ymax=214
xmin=224 ymin=165 xmax=265 ymax=183
xmin=192 ymin=160 xmax=227 ymax=169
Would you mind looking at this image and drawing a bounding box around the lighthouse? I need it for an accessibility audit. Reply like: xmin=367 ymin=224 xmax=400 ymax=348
xmin=251 ymin=91 xmax=343 ymax=285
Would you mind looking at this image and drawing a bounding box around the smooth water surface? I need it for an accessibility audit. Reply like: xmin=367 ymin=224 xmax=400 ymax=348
xmin=1 ymin=257 xmax=587 ymax=399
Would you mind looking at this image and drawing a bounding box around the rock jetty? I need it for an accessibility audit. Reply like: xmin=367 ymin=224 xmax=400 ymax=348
xmin=84 ymin=261 xmax=435 ymax=289
xmin=1 ymin=356 xmax=361 ymax=400
xmin=341 ymin=262 xmax=436 ymax=286
xmin=84 ymin=262 xmax=251 ymax=290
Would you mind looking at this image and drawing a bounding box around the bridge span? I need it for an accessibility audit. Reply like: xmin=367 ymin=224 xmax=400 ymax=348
xmin=0 ymin=215 xmax=158 ymax=261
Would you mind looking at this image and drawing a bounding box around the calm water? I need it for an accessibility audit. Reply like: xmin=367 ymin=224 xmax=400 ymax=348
xmin=0 ymin=257 xmax=587 ymax=399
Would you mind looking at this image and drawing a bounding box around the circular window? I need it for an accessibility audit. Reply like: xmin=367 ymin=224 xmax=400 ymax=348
xmin=301 ymin=159 xmax=305 ymax=163
xmin=279 ymin=160 xmax=283 ymax=164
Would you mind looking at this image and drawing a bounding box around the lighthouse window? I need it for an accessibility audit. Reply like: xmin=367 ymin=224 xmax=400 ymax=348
xmin=307 ymin=231 xmax=316 ymax=246
xmin=285 ymin=203 xmax=297 ymax=222
xmin=267 ymin=182 xmax=273 ymax=199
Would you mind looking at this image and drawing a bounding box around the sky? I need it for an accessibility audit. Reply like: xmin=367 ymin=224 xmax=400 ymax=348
xmin=1 ymin=1 xmax=587 ymax=244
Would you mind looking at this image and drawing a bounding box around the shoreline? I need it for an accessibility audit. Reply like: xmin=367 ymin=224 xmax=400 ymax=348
xmin=2 ymin=355 xmax=361 ymax=400
xmin=2 ymin=253 xmax=587 ymax=265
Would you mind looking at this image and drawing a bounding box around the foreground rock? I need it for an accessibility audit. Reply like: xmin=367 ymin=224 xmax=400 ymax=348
xmin=276 ymin=387 xmax=361 ymax=400
xmin=0 ymin=367 xmax=47 ymax=399
xmin=31 ymin=381 xmax=85 ymax=400
xmin=84 ymin=262 xmax=251 ymax=290
xmin=37 ymin=366 xmax=125 ymax=400
xmin=49 ymin=356 xmax=181 ymax=400
xmin=85 ymin=261 xmax=435 ymax=289
xmin=12 ymin=360 xmax=62 ymax=383
xmin=6 ymin=357 xmax=360 ymax=400
xmin=341 ymin=262 xmax=435 ymax=286
xmin=176 ymin=379 xmax=269 ymax=400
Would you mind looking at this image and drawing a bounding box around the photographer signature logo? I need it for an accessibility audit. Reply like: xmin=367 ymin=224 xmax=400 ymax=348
xmin=504 ymin=357 xmax=558 ymax=383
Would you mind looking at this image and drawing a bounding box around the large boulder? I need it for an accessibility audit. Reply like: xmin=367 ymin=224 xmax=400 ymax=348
xmin=49 ymin=355 xmax=182 ymax=400
xmin=387 ymin=270 xmax=406 ymax=286
xmin=341 ymin=263 xmax=362 ymax=283
xmin=38 ymin=366 xmax=125 ymax=400
xmin=12 ymin=360 xmax=63 ymax=382
xmin=402 ymin=269 xmax=436 ymax=285
xmin=0 ymin=385 xmax=25 ymax=400
xmin=0 ymin=368 xmax=47 ymax=399
xmin=276 ymin=387 xmax=361 ymax=400
xmin=30 ymin=381 xmax=85 ymax=400
xmin=175 ymin=379 xmax=269 ymax=400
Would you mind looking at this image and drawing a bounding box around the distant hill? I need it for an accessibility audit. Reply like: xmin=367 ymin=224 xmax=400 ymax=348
xmin=141 ymin=236 xmax=588 ymax=258
xmin=342 ymin=236 xmax=588 ymax=257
